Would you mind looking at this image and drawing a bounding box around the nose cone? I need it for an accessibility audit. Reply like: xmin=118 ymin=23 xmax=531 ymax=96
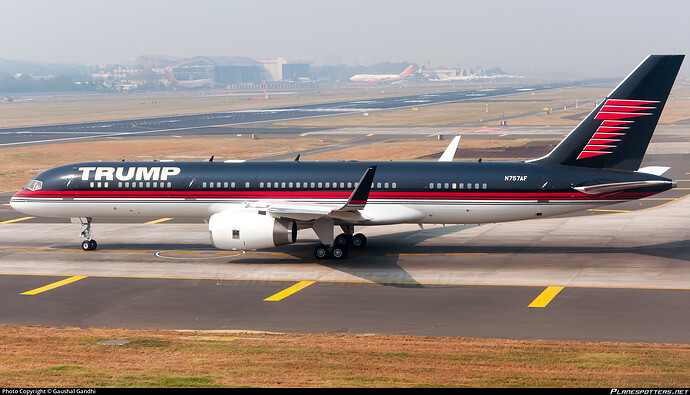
xmin=9 ymin=190 xmax=29 ymax=213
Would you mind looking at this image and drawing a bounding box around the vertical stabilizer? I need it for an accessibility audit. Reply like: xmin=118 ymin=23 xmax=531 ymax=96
xmin=533 ymin=55 xmax=684 ymax=171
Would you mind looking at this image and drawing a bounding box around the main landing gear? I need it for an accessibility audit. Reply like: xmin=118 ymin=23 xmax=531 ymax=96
xmin=313 ymin=232 xmax=367 ymax=260
xmin=79 ymin=217 xmax=98 ymax=251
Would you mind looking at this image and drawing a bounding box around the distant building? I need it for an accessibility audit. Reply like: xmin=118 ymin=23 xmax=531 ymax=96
xmin=260 ymin=57 xmax=312 ymax=81
xmin=100 ymin=55 xmax=315 ymax=90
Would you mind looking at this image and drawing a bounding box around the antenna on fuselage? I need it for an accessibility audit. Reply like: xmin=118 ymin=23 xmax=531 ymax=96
xmin=209 ymin=155 xmax=214 ymax=162
xmin=294 ymin=154 xmax=300 ymax=162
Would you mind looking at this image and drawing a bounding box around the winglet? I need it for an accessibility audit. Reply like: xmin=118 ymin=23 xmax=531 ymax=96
xmin=340 ymin=166 xmax=377 ymax=210
xmin=439 ymin=135 xmax=461 ymax=162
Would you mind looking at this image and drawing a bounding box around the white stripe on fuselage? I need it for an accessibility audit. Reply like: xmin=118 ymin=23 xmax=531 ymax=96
xmin=10 ymin=198 xmax=626 ymax=225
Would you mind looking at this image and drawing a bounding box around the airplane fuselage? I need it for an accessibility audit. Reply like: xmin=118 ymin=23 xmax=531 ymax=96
xmin=10 ymin=160 xmax=673 ymax=225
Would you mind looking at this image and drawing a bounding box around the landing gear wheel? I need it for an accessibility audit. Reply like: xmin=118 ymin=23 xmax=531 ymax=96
xmin=314 ymin=244 xmax=330 ymax=260
xmin=82 ymin=239 xmax=97 ymax=251
xmin=334 ymin=233 xmax=351 ymax=247
xmin=330 ymin=246 xmax=348 ymax=260
xmin=351 ymin=233 xmax=367 ymax=248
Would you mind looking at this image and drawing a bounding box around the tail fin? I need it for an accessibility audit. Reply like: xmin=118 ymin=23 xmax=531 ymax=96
xmin=399 ymin=65 xmax=414 ymax=77
xmin=533 ymin=55 xmax=684 ymax=171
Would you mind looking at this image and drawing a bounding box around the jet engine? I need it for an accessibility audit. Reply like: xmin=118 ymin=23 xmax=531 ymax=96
xmin=208 ymin=210 xmax=297 ymax=250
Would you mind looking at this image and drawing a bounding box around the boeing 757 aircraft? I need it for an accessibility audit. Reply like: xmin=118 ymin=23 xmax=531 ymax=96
xmin=11 ymin=55 xmax=683 ymax=259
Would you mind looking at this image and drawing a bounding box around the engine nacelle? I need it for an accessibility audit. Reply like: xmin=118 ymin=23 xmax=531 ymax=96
xmin=208 ymin=210 xmax=297 ymax=250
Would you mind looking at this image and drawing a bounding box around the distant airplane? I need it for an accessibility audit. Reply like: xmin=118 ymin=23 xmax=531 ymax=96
xmin=349 ymin=65 xmax=415 ymax=83
xmin=165 ymin=70 xmax=213 ymax=89
xmin=10 ymin=55 xmax=684 ymax=260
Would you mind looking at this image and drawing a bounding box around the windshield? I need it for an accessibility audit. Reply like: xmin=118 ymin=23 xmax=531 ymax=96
xmin=25 ymin=179 xmax=43 ymax=191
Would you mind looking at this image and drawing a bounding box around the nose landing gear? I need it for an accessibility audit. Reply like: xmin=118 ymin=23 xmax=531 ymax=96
xmin=79 ymin=217 xmax=98 ymax=251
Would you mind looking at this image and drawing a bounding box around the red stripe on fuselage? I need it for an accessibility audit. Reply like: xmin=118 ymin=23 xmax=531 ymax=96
xmin=13 ymin=189 xmax=657 ymax=201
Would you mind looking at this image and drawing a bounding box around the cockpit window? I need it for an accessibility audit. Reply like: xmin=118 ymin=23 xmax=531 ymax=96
xmin=25 ymin=180 xmax=43 ymax=191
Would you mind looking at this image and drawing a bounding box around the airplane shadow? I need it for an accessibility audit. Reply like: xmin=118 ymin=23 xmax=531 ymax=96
xmin=51 ymin=225 xmax=689 ymax=288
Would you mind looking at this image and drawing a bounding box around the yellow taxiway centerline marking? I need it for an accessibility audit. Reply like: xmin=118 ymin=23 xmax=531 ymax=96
xmin=528 ymin=286 xmax=564 ymax=308
xmin=264 ymin=281 xmax=317 ymax=302
xmin=676 ymin=179 xmax=690 ymax=182
xmin=366 ymin=133 xmax=374 ymax=136
xmin=0 ymin=217 xmax=35 ymax=224
xmin=499 ymin=133 xmax=508 ymax=137
xmin=21 ymin=276 xmax=88 ymax=295
xmin=144 ymin=218 xmax=174 ymax=224
xmin=675 ymin=188 xmax=690 ymax=190
xmin=299 ymin=133 xmax=308 ymax=136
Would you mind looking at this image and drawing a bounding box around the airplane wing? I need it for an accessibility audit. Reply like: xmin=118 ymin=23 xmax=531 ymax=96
xmin=256 ymin=166 xmax=378 ymax=222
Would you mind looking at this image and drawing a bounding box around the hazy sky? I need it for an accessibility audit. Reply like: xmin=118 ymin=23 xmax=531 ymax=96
xmin=1 ymin=0 xmax=689 ymax=77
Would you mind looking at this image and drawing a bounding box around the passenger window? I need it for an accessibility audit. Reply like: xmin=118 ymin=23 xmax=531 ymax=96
xmin=452 ymin=183 xmax=456 ymax=189
xmin=459 ymin=183 xmax=464 ymax=189
xmin=97 ymin=182 xmax=102 ymax=188
xmin=444 ymin=183 xmax=449 ymax=189
xmin=231 ymin=182 xmax=236 ymax=188
xmin=325 ymin=182 xmax=330 ymax=188
xmin=392 ymin=182 xmax=396 ymax=189
xmin=482 ymin=183 xmax=487 ymax=189
xmin=429 ymin=183 xmax=434 ymax=189
xmin=289 ymin=182 xmax=293 ymax=188
xmin=475 ymin=183 xmax=480 ymax=189
xmin=202 ymin=182 xmax=207 ymax=188
xmin=467 ymin=183 xmax=472 ymax=190
xmin=436 ymin=183 xmax=441 ymax=189
xmin=318 ymin=182 xmax=323 ymax=188
xmin=90 ymin=182 xmax=94 ymax=188
xmin=260 ymin=182 xmax=264 ymax=188
xmin=167 ymin=182 xmax=171 ymax=188
xmin=245 ymin=182 xmax=250 ymax=188
xmin=347 ymin=182 xmax=352 ymax=188
xmin=311 ymin=182 xmax=315 ymax=188
xmin=224 ymin=182 xmax=228 ymax=188
xmin=384 ymin=182 xmax=389 ymax=188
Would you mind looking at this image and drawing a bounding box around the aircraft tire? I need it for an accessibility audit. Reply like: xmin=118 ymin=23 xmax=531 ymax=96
xmin=314 ymin=244 xmax=330 ymax=260
xmin=351 ymin=233 xmax=367 ymax=248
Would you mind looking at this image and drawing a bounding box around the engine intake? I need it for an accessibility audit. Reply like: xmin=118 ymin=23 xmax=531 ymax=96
xmin=208 ymin=210 xmax=297 ymax=250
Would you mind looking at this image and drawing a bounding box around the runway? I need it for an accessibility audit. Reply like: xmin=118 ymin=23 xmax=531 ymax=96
xmin=0 ymin=78 xmax=609 ymax=147
xmin=0 ymin=190 xmax=688 ymax=342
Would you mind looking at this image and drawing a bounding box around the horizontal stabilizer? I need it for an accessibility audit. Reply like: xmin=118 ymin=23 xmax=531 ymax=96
xmin=573 ymin=180 xmax=672 ymax=195
xmin=636 ymin=166 xmax=670 ymax=176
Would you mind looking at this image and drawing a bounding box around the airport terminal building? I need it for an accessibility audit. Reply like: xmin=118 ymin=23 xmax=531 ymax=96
xmin=124 ymin=55 xmax=314 ymax=90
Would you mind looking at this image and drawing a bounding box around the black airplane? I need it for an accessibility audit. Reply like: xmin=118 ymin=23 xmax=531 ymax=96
xmin=11 ymin=55 xmax=683 ymax=259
